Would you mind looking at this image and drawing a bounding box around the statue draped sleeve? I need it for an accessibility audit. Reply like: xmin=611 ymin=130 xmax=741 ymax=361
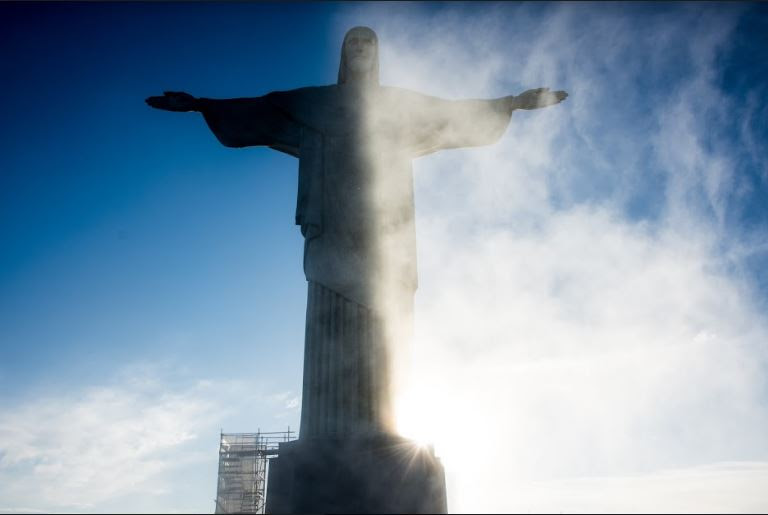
xmin=197 ymin=92 xmax=324 ymax=240
xmin=197 ymin=95 xmax=302 ymax=156
xmin=395 ymin=91 xmax=513 ymax=158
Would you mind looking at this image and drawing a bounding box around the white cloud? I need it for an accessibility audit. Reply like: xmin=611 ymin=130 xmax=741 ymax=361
xmin=500 ymin=462 xmax=768 ymax=514
xmin=339 ymin=4 xmax=768 ymax=513
xmin=0 ymin=363 xmax=298 ymax=513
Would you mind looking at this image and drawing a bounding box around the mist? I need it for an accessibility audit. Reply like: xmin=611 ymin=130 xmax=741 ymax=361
xmin=339 ymin=3 xmax=768 ymax=512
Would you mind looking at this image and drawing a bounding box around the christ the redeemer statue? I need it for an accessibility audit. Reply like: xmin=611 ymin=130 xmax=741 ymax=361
xmin=147 ymin=26 xmax=566 ymax=514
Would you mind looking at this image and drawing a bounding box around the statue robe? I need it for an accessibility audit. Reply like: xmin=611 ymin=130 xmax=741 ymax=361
xmin=199 ymin=86 xmax=512 ymax=436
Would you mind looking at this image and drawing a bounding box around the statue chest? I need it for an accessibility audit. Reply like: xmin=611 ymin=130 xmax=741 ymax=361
xmin=316 ymin=134 xmax=413 ymax=235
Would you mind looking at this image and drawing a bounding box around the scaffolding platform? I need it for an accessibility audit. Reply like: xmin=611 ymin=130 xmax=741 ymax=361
xmin=214 ymin=429 xmax=296 ymax=514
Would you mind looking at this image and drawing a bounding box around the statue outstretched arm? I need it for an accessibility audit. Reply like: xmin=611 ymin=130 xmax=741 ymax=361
xmin=146 ymin=91 xmax=300 ymax=152
xmin=403 ymin=87 xmax=567 ymax=157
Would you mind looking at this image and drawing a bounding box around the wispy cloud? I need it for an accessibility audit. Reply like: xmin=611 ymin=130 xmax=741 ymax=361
xmin=340 ymin=3 xmax=768 ymax=512
xmin=0 ymin=363 xmax=297 ymax=512
xmin=501 ymin=462 xmax=768 ymax=514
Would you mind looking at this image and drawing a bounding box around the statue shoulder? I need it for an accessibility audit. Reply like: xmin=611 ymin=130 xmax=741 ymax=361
xmin=263 ymin=85 xmax=339 ymax=132
xmin=266 ymin=85 xmax=337 ymax=105
xmin=378 ymin=85 xmax=422 ymax=97
xmin=376 ymin=85 xmax=438 ymax=111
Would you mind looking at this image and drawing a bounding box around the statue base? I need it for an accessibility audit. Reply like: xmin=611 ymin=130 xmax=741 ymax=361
xmin=265 ymin=434 xmax=447 ymax=514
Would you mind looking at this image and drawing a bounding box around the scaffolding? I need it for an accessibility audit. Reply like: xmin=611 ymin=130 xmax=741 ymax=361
xmin=214 ymin=429 xmax=296 ymax=514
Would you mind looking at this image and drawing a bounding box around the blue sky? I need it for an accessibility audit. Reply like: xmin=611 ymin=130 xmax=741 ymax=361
xmin=1 ymin=2 xmax=768 ymax=513
xmin=0 ymin=2 xmax=342 ymax=397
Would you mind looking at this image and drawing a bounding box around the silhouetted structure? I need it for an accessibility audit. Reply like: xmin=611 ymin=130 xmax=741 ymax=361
xmin=149 ymin=25 xmax=566 ymax=514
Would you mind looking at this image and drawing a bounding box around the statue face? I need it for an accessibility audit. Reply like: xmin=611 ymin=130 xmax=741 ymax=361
xmin=344 ymin=29 xmax=376 ymax=76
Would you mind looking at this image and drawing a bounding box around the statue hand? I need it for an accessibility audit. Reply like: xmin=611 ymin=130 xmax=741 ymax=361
xmin=512 ymin=88 xmax=568 ymax=110
xmin=145 ymin=91 xmax=199 ymax=112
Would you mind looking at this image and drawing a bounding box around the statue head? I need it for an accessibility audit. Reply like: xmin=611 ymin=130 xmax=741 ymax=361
xmin=338 ymin=26 xmax=379 ymax=86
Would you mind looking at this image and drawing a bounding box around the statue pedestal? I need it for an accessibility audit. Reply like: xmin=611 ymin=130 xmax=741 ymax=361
xmin=265 ymin=434 xmax=447 ymax=514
